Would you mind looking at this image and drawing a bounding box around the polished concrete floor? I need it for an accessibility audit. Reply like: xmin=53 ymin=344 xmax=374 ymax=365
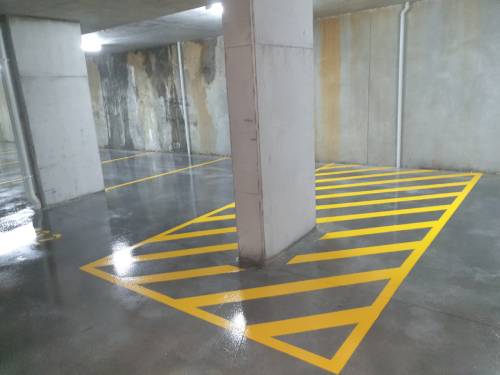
xmin=1 ymin=143 xmax=500 ymax=374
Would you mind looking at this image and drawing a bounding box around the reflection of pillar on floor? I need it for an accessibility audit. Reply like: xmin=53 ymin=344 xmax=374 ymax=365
xmin=4 ymin=16 xmax=104 ymax=206
xmin=223 ymin=0 xmax=316 ymax=265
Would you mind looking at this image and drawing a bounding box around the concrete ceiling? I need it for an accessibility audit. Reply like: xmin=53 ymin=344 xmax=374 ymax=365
xmin=0 ymin=0 xmax=406 ymax=53
xmin=0 ymin=0 xmax=205 ymax=33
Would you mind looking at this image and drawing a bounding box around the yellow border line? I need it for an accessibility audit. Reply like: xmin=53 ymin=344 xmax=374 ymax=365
xmin=316 ymin=167 xmax=390 ymax=177
xmin=315 ymin=169 xmax=432 ymax=183
xmin=101 ymin=151 xmax=153 ymax=165
xmin=105 ymin=157 xmax=229 ymax=192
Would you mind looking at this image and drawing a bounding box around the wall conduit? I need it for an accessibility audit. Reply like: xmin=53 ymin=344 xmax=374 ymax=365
xmin=396 ymin=1 xmax=411 ymax=169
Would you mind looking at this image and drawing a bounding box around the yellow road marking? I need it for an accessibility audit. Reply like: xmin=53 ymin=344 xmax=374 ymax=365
xmin=101 ymin=151 xmax=153 ymax=165
xmin=0 ymin=177 xmax=23 ymax=186
xmin=316 ymin=169 xmax=432 ymax=183
xmin=316 ymin=163 xmax=360 ymax=171
xmin=105 ymin=157 xmax=229 ymax=192
xmin=316 ymin=173 xmax=474 ymax=191
xmin=316 ymin=192 xmax=461 ymax=210
xmin=288 ymin=242 xmax=419 ymax=265
xmin=179 ymin=268 xmax=396 ymax=307
xmin=321 ymin=221 xmax=436 ymax=240
xmin=0 ymin=150 xmax=16 ymax=156
xmin=148 ymin=227 xmax=237 ymax=243
xmin=81 ymin=167 xmax=482 ymax=374
xmin=124 ymin=265 xmax=241 ymax=285
xmin=316 ymin=167 xmax=389 ymax=177
xmin=316 ymin=181 xmax=469 ymax=200
xmin=316 ymin=205 xmax=449 ymax=224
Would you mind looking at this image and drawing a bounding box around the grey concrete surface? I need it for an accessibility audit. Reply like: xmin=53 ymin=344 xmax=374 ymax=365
xmin=223 ymin=0 xmax=316 ymax=263
xmin=0 ymin=78 xmax=14 ymax=143
xmin=1 ymin=148 xmax=500 ymax=374
xmin=6 ymin=16 xmax=104 ymax=206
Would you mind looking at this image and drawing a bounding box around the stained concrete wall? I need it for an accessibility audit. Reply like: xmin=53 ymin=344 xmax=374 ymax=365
xmin=7 ymin=16 xmax=104 ymax=205
xmin=315 ymin=0 xmax=500 ymax=172
xmin=87 ymin=36 xmax=230 ymax=156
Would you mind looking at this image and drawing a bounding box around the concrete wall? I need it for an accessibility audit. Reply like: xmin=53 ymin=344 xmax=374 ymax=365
xmin=7 ymin=16 xmax=104 ymax=205
xmin=0 ymin=81 xmax=15 ymax=142
xmin=315 ymin=0 xmax=500 ymax=172
xmin=87 ymin=36 xmax=230 ymax=156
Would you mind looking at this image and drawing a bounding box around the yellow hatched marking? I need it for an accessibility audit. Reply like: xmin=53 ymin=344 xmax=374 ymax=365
xmin=316 ymin=167 xmax=389 ymax=177
xmin=316 ymin=205 xmax=449 ymax=224
xmin=81 ymin=168 xmax=482 ymax=375
xmin=288 ymin=242 xmax=419 ymax=265
xmin=179 ymin=268 xmax=396 ymax=308
xmin=105 ymin=157 xmax=229 ymax=192
xmin=316 ymin=169 xmax=432 ymax=183
xmin=316 ymin=192 xmax=460 ymax=210
xmin=316 ymin=181 xmax=469 ymax=200
xmin=101 ymin=151 xmax=153 ymax=165
xmin=316 ymin=173 xmax=474 ymax=191
xmin=124 ymin=265 xmax=241 ymax=285
xmin=321 ymin=221 xmax=436 ymax=240
xmin=0 ymin=150 xmax=16 ymax=155
xmin=148 ymin=227 xmax=237 ymax=243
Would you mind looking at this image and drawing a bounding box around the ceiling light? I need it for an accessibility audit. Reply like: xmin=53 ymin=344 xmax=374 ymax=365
xmin=81 ymin=33 xmax=102 ymax=53
xmin=206 ymin=2 xmax=224 ymax=16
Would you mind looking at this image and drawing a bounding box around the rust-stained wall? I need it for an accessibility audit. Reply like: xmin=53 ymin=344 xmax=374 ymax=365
xmin=87 ymin=36 xmax=230 ymax=156
xmin=314 ymin=6 xmax=399 ymax=164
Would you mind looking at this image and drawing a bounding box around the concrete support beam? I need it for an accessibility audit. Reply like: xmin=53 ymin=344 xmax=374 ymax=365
xmin=5 ymin=16 xmax=104 ymax=206
xmin=223 ymin=0 xmax=316 ymax=264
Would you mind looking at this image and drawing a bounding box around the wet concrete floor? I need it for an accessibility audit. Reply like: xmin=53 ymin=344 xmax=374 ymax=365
xmin=1 ymin=143 xmax=499 ymax=374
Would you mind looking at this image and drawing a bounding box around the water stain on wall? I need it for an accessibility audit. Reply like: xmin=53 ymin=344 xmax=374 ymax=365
xmin=86 ymin=38 xmax=230 ymax=156
xmin=316 ymin=18 xmax=341 ymax=162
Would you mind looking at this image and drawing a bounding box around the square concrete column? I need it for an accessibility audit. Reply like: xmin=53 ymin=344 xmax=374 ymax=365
xmin=4 ymin=16 xmax=104 ymax=206
xmin=223 ymin=0 xmax=316 ymax=264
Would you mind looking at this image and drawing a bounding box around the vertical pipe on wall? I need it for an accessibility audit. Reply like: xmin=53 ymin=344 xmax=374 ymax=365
xmin=0 ymin=24 xmax=41 ymax=208
xmin=177 ymin=41 xmax=192 ymax=160
xmin=396 ymin=1 xmax=411 ymax=169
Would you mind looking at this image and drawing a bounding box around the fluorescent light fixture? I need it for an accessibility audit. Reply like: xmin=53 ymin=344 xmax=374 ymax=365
xmin=81 ymin=33 xmax=102 ymax=53
xmin=206 ymin=2 xmax=224 ymax=16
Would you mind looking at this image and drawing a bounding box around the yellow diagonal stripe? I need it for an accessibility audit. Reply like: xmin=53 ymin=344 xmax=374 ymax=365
xmin=316 ymin=167 xmax=389 ymax=177
xmin=179 ymin=268 xmax=396 ymax=307
xmin=247 ymin=307 xmax=372 ymax=336
xmin=149 ymin=227 xmax=237 ymax=243
xmin=124 ymin=265 xmax=241 ymax=285
xmin=316 ymin=169 xmax=432 ymax=183
xmin=316 ymin=181 xmax=468 ymax=200
xmin=316 ymin=192 xmax=460 ymax=210
xmin=316 ymin=205 xmax=449 ymax=224
xmin=316 ymin=164 xmax=360 ymax=171
xmin=316 ymin=173 xmax=474 ymax=191
xmin=101 ymin=151 xmax=153 ymax=165
xmin=194 ymin=214 xmax=236 ymax=223
xmin=321 ymin=221 xmax=436 ymax=240
xmin=288 ymin=241 xmax=419 ymax=265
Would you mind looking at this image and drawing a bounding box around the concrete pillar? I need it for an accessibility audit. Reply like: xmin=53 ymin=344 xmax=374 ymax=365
xmin=223 ymin=0 xmax=316 ymax=264
xmin=4 ymin=16 xmax=104 ymax=206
